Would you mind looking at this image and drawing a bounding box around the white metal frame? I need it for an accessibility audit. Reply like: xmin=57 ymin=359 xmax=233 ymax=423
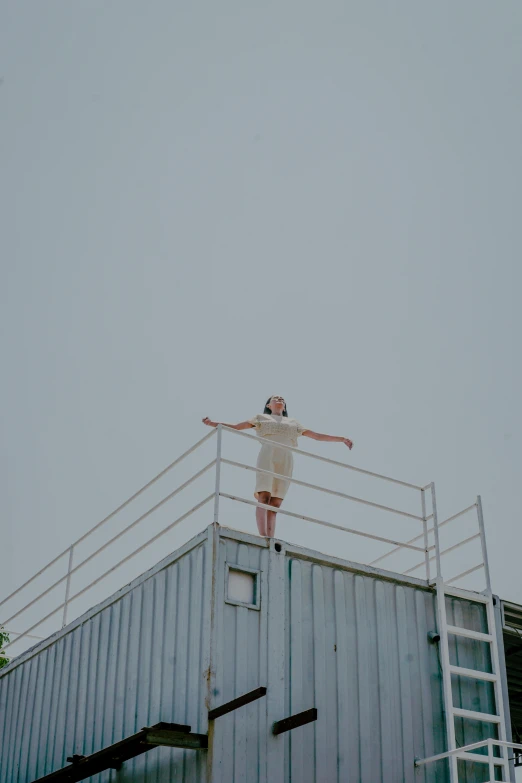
xmin=224 ymin=563 xmax=261 ymax=611
xmin=2 ymin=424 xmax=437 ymax=656
xmin=412 ymin=490 xmax=511 ymax=781
xmin=1 ymin=420 xmax=510 ymax=783
xmin=416 ymin=739 xmax=521 ymax=782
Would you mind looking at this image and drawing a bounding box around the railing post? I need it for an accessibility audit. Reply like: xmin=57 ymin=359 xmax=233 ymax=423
xmin=487 ymin=738 xmax=494 ymax=781
xmin=213 ymin=424 xmax=222 ymax=525
xmin=421 ymin=488 xmax=430 ymax=583
xmin=62 ymin=545 xmax=74 ymax=628
xmin=476 ymin=495 xmax=492 ymax=593
xmin=430 ymin=482 xmax=443 ymax=581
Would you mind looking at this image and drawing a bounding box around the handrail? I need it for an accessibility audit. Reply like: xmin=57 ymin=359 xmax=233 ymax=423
xmin=1 ymin=426 xmax=494 ymax=661
xmin=221 ymin=459 xmax=425 ymax=521
xmin=446 ymin=563 xmax=485 ymax=585
xmin=221 ymin=426 xmax=423 ymax=490
xmin=219 ymin=494 xmax=427 ymax=551
xmin=369 ymin=503 xmax=477 ymax=567
xmin=3 ymin=495 xmax=214 ymax=652
xmin=0 ymin=428 xmax=217 ymax=612
xmin=415 ymin=738 xmax=522 ymax=766
xmin=3 ymin=630 xmax=44 ymax=641
xmin=3 ymin=460 xmax=217 ymax=629
xmin=403 ymin=533 xmax=481 ymax=576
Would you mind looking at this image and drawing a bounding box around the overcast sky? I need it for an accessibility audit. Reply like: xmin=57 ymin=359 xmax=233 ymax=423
xmin=1 ymin=1 xmax=521 ymax=659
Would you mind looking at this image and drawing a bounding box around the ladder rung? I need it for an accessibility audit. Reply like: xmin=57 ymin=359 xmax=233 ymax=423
xmin=443 ymin=585 xmax=490 ymax=604
xmin=452 ymin=707 xmax=501 ymax=724
xmin=450 ymin=665 xmax=498 ymax=683
xmin=456 ymin=751 xmax=506 ymax=766
xmin=446 ymin=624 xmax=493 ymax=643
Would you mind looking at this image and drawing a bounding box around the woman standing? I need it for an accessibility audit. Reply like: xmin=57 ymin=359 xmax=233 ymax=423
xmin=203 ymin=395 xmax=353 ymax=538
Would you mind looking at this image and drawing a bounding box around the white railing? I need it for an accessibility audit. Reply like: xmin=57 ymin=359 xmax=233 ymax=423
xmin=1 ymin=425 xmax=492 ymax=661
xmin=415 ymin=738 xmax=522 ymax=780
xmin=371 ymin=495 xmax=491 ymax=592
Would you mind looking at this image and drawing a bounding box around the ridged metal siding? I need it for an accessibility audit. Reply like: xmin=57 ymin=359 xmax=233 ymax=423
xmin=284 ymin=557 xmax=445 ymax=783
xmin=210 ymin=536 xmax=270 ymax=783
xmin=0 ymin=535 xmax=210 ymax=783
xmin=0 ymin=527 xmax=513 ymax=783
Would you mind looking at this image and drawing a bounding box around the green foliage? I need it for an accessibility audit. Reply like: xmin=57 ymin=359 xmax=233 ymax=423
xmin=0 ymin=625 xmax=10 ymax=669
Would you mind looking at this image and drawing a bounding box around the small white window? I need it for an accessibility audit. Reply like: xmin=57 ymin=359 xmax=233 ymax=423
xmin=226 ymin=565 xmax=260 ymax=610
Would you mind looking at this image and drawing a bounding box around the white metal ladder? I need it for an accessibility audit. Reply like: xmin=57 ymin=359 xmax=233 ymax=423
xmin=436 ymin=580 xmax=510 ymax=782
xmin=424 ymin=492 xmax=511 ymax=782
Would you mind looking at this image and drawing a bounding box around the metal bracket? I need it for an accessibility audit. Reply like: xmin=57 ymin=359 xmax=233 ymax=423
xmin=272 ymin=708 xmax=318 ymax=736
xmin=208 ymin=686 xmax=267 ymax=721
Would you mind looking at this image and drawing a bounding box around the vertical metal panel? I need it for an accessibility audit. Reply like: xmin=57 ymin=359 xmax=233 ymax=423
xmin=210 ymin=534 xmax=270 ymax=783
xmin=0 ymin=538 xmax=209 ymax=783
xmin=0 ymin=527 xmax=513 ymax=783
xmin=285 ymin=557 xmax=446 ymax=783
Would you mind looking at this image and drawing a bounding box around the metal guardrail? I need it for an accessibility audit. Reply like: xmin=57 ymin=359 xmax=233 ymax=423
xmin=371 ymin=496 xmax=490 ymax=591
xmin=1 ymin=425 xmax=491 ymax=659
xmin=415 ymin=738 xmax=522 ymax=780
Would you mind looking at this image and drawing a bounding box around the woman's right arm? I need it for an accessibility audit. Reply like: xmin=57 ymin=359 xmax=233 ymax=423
xmin=202 ymin=417 xmax=254 ymax=430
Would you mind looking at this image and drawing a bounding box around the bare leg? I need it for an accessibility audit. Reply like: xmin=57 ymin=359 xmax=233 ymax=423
xmin=267 ymin=497 xmax=283 ymax=538
xmin=256 ymin=492 xmax=271 ymax=537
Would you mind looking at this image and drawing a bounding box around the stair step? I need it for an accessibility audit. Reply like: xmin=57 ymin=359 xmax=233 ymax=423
xmin=452 ymin=707 xmax=501 ymax=724
xmin=450 ymin=665 xmax=497 ymax=683
xmin=446 ymin=624 xmax=492 ymax=643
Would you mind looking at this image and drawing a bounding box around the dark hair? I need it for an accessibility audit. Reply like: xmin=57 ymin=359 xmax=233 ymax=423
xmin=264 ymin=396 xmax=288 ymax=417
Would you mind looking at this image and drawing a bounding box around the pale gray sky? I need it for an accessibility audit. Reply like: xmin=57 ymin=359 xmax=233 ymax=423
xmin=1 ymin=1 xmax=521 ymax=651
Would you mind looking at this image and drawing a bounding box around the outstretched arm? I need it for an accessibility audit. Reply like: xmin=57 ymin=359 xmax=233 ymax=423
xmin=202 ymin=417 xmax=254 ymax=431
xmin=302 ymin=430 xmax=353 ymax=450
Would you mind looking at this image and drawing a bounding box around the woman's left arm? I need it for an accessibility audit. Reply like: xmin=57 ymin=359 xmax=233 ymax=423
xmin=302 ymin=430 xmax=353 ymax=450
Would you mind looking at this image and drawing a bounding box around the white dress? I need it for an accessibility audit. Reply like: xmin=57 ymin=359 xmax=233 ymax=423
xmin=248 ymin=414 xmax=307 ymax=499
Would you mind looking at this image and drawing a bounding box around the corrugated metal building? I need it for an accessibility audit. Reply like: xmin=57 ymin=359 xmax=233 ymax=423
xmin=0 ymin=523 xmax=513 ymax=783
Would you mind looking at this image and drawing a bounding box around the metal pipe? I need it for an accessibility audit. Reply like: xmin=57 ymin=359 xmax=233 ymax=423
xmin=62 ymin=546 xmax=74 ymax=628
xmin=3 ymin=573 xmax=70 ymax=629
xmin=421 ymin=489 xmax=430 ymax=583
xmin=0 ymin=548 xmax=70 ymax=611
xmin=71 ymin=428 xmax=216 ymax=550
xmin=403 ymin=533 xmax=481 ymax=576
xmin=369 ymin=503 xmax=477 ymax=567
xmin=3 ymin=630 xmax=45 ymax=640
xmin=415 ymin=738 xmax=522 ymax=765
xmin=64 ymin=495 xmax=214 ymax=609
xmin=3 ymin=495 xmax=214 ymax=652
xmin=434 ymin=576 xmax=458 ymax=781
xmin=3 ymin=602 xmax=66 ymax=652
xmin=476 ymin=495 xmax=492 ymax=593
xmin=221 ymin=426 xmax=423 ymax=489
xmin=219 ymin=493 xmax=426 ymax=551
xmin=3 ymin=461 xmax=216 ymax=627
xmin=213 ymin=425 xmax=222 ymax=525
xmin=221 ymin=459 xmax=424 ymax=521
xmin=446 ymin=563 xmax=484 ymax=585
xmin=0 ymin=429 xmax=217 ymax=611
xmin=430 ymin=483 xmax=442 ymax=580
